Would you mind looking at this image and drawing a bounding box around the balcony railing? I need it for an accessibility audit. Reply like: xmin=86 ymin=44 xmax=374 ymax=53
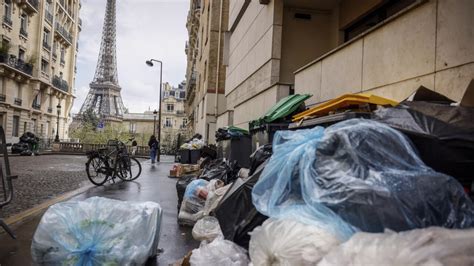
xmin=0 ymin=94 xmax=5 ymax=102
xmin=14 ymin=98 xmax=22 ymax=106
xmin=55 ymin=22 xmax=73 ymax=44
xmin=47 ymin=107 xmax=53 ymax=113
xmin=27 ymin=0 xmax=39 ymax=10
xmin=20 ymin=27 xmax=28 ymax=38
xmin=52 ymin=75 xmax=69 ymax=92
xmin=32 ymin=102 xmax=41 ymax=110
xmin=3 ymin=16 xmax=12 ymax=27
xmin=45 ymin=11 xmax=53 ymax=24
xmin=43 ymin=41 xmax=51 ymax=51
xmin=0 ymin=54 xmax=34 ymax=76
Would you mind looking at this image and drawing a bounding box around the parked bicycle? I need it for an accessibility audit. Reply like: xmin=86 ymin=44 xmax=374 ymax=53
xmin=85 ymin=138 xmax=142 ymax=186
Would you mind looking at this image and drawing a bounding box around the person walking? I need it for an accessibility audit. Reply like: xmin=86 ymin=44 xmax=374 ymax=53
xmin=131 ymin=139 xmax=138 ymax=156
xmin=148 ymin=135 xmax=159 ymax=164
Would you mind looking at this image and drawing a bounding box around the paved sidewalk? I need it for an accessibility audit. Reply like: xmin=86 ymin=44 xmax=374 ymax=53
xmin=0 ymin=156 xmax=199 ymax=265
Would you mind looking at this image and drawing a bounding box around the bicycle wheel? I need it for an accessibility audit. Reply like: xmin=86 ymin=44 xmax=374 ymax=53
xmin=117 ymin=157 xmax=142 ymax=181
xmin=86 ymin=155 xmax=110 ymax=186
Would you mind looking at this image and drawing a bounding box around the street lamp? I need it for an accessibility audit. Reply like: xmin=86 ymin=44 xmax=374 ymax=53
xmin=146 ymin=59 xmax=163 ymax=162
xmin=153 ymin=109 xmax=158 ymax=136
xmin=54 ymin=103 xmax=61 ymax=142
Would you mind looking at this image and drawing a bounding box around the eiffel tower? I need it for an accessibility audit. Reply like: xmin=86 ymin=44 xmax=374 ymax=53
xmin=78 ymin=0 xmax=125 ymax=123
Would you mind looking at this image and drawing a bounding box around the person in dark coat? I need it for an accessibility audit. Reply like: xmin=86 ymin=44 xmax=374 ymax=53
xmin=148 ymin=135 xmax=159 ymax=163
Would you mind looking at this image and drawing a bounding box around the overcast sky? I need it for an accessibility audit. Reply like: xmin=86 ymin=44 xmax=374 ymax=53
xmin=72 ymin=0 xmax=189 ymax=114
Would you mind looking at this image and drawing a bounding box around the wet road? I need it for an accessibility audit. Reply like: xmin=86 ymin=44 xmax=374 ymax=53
xmin=0 ymin=155 xmax=199 ymax=265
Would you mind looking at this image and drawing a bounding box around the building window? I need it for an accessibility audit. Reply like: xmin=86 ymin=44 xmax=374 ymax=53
xmin=4 ymin=1 xmax=12 ymax=22
xmin=344 ymin=0 xmax=416 ymax=42
xmin=23 ymin=121 xmax=27 ymax=134
xmin=179 ymin=91 xmax=186 ymax=99
xmin=129 ymin=122 xmax=136 ymax=133
xmin=43 ymin=28 xmax=51 ymax=47
xmin=12 ymin=116 xmax=19 ymax=137
xmin=165 ymin=117 xmax=172 ymax=128
xmin=170 ymin=90 xmax=175 ymax=97
xmin=167 ymin=104 xmax=174 ymax=112
xmin=181 ymin=118 xmax=188 ymax=129
xmin=60 ymin=47 xmax=65 ymax=63
xmin=18 ymin=49 xmax=25 ymax=61
xmin=20 ymin=13 xmax=28 ymax=36
xmin=41 ymin=59 xmax=49 ymax=73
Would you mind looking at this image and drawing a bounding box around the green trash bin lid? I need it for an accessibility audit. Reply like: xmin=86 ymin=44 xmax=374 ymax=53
xmin=249 ymin=94 xmax=312 ymax=130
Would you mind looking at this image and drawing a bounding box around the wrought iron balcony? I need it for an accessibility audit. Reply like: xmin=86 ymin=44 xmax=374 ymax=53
xmin=55 ymin=22 xmax=73 ymax=45
xmin=52 ymin=75 xmax=69 ymax=92
xmin=45 ymin=11 xmax=53 ymax=24
xmin=43 ymin=41 xmax=51 ymax=51
xmin=47 ymin=107 xmax=53 ymax=113
xmin=0 ymin=54 xmax=33 ymax=76
xmin=14 ymin=98 xmax=22 ymax=106
xmin=0 ymin=94 xmax=5 ymax=102
xmin=3 ymin=16 xmax=12 ymax=27
xmin=18 ymin=0 xmax=38 ymax=14
xmin=20 ymin=27 xmax=28 ymax=38
xmin=32 ymin=102 xmax=41 ymax=110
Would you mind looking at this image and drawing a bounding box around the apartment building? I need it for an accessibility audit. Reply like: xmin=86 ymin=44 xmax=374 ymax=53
xmin=161 ymin=82 xmax=188 ymax=152
xmin=184 ymin=0 xmax=229 ymax=144
xmin=223 ymin=0 xmax=473 ymax=129
xmin=0 ymin=0 xmax=81 ymax=143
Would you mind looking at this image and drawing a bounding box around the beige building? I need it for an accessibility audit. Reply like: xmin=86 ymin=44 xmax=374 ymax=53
xmin=0 ymin=0 xmax=80 ymax=143
xmin=161 ymin=81 xmax=188 ymax=153
xmin=123 ymin=111 xmax=155 ymax=146
xmin=185 ymin=0 xmax=229 ymax=144
xmin=222 ymin=0 xmax=473 ymax=130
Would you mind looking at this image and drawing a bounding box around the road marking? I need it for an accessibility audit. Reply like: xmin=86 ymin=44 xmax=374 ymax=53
xmin=4 ymin=185 xmax=94 ymax=227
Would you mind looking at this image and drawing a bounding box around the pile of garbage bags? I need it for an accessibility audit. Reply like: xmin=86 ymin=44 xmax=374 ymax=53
xmin=31 ymin=197 xmax=162 ymax=265
xmin=183 ymin=118 xmax=474 ymax=266
xmin=180 ymin=138 xmax=205 ymax=150
xmin=12 ymin=132 xmax=40 ymax=155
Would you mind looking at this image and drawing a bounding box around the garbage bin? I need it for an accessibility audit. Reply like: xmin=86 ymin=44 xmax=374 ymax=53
xmin=250 ymin=123 xmax=289 ymax=152
xmin=180 ymin=149 xmax=201 ymax=164
xmin=217 ymin=136 xmax=252 ymax=168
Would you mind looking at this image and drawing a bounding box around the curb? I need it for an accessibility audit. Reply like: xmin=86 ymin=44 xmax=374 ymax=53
xmin=4 ymin=185 xmax=94 ymax=228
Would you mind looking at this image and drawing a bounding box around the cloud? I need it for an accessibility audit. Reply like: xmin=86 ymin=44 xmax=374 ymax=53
xmin=72 ymin=0 xmax=188 ymax=114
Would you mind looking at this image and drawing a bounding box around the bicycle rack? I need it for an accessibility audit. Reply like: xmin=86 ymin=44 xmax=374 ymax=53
xmin=0 ymin=126 xmax=17 ymax=239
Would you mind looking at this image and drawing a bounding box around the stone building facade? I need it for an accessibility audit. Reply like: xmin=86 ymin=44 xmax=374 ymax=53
xmin=197 ymin=0 xmax=473 ymax=130
xmin=161 ymin=82 xmax=188 ymax=153
xmin=184 ymin=0 xmax=229 ymax=144
xmin=0 ymin=0 xmax=81 ymax=143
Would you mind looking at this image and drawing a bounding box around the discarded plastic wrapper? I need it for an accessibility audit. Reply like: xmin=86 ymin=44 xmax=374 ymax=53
xmin=319 ymin=227 xmax=474 ymax=266
xmin=192 ymin=216 xmax=223 ymax=242
xmin=252 ymin=119 xmax=474 ymax=236
xmin=249 ymin=218 xmax=341 ymax=265
xmin=31 ymin=197 xmax=162 ymax=265
xmin=179 ymin=179 xmax=223 ymax=226
xmin=190 ymin=238 xmax=249 ymax=266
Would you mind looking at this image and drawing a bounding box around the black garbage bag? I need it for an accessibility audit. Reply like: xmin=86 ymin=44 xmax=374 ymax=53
xmin=214 ymin=160 xmax=269 ymax=249
xmin=374 ymin=102 xmax=474 ymax=187
xmin=19 ymin=132 xmax=39 ymax=144
xmin=12 ymin=142 xmax=30 ymax=154
xmin=248 ymin=144 xmax=272 ymax=176
xmin=199 ymin=159 xmax=241 ymax=184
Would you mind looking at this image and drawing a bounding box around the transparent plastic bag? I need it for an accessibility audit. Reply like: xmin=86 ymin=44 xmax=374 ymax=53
xmin=252 ymin=119 xmax=474 ymax=235
xmin=31 ymin=197 xmax=162 ymax=266
xmin=192 ymin=216 xmax=223 ymax=242
xmin=319 ymin=227 xmax=474 ymax=266
xmin=190 ymin=238 xmax=249 ymax=266
xmin=249 ymin=218 xmax=341 ymax=265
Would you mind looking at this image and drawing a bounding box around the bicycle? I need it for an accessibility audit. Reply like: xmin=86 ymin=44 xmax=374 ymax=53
xmin=85 ymin=138 xmax=142 ymax=186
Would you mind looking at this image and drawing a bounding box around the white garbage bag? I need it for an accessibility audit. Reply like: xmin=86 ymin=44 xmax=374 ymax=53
xmin=249 ymin=218 xmax=341 ymax=266
xmin=192 ymin=216 xmax=223 ymax=242
xmin=190 ymin=238 xmax=249 ymax=266
xmin=319 ymin=227 xmax=474 ymax=266
xmin=31 ymin=197 xmax=162 ymax=266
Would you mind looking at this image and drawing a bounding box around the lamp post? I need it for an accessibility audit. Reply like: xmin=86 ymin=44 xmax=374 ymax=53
xmin=54 ymin=103 xmax=61 ymax=143
xmin=153 ymin=109 xmax=158 ymax=136
xmin=146 ymin=59 xmax=163 ymax=162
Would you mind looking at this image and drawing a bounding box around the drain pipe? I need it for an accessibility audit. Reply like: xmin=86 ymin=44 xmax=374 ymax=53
xmin=215 ymin=0 xmax=224 ymax=122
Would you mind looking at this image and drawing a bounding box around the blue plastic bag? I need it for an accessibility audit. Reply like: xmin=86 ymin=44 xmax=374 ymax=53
xmin=31 ymin=197 xmax=162 ymax=265
xmin=252 ymin=119 xmax=474 ymax=238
